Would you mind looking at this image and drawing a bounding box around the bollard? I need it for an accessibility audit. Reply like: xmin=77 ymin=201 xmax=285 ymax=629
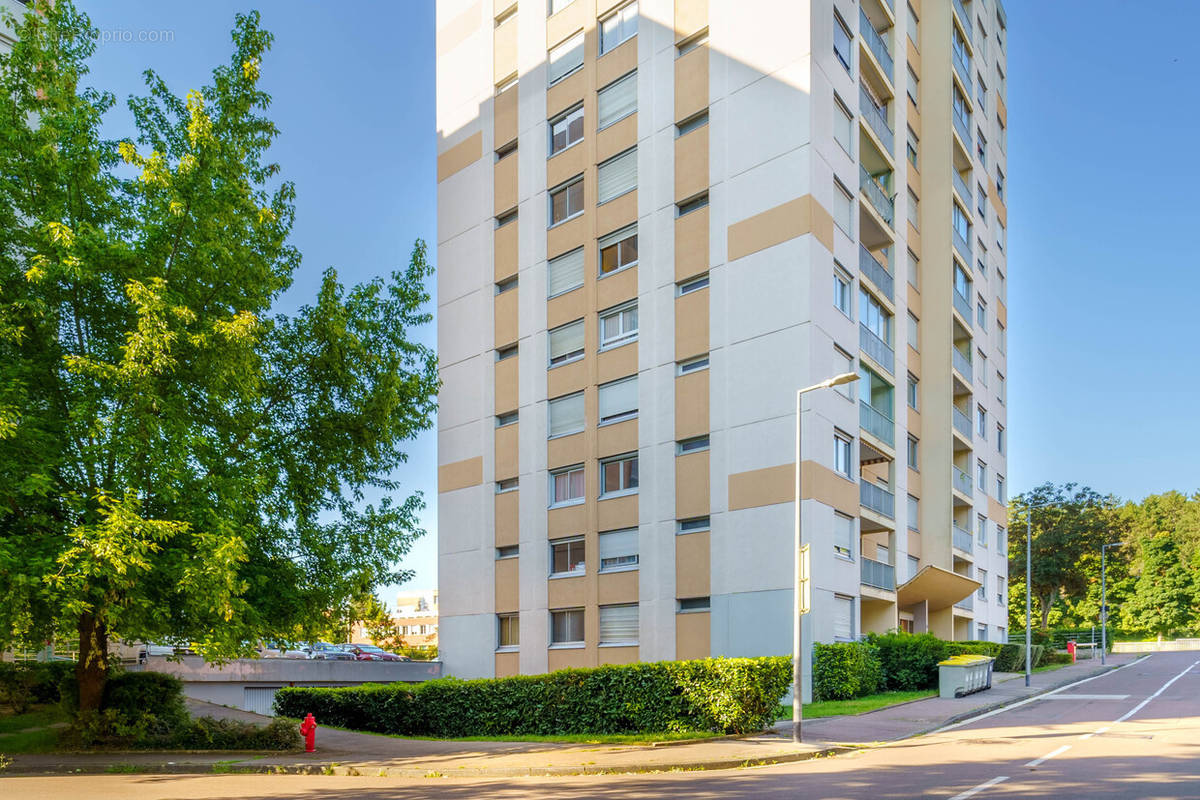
xmin=1067 ymin=640 xmax=1076 ymax=664
xmin=300 ymin=713 xmax=317 ymax=753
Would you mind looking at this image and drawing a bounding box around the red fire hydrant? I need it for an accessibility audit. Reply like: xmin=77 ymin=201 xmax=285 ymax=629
xmin=300 ymin=713 xmax=317 ymax=753
xmin=1067 ymin=640 xmax=1077 ymax=664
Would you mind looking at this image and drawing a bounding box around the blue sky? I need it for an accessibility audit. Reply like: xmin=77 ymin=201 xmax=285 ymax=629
xmin=71 ymin=1 xmax=1199 ymax=600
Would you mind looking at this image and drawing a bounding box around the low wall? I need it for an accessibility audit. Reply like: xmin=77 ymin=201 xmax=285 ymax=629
xmin=132 ymin=656 xmax=443 ymax=715
xmin=1112 ymin=639 xmax=1200 ymax=653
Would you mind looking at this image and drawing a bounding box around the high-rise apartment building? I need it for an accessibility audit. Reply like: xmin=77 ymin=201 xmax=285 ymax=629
xmin=435 ymin=0 xmax=1008 ymax=691
xmin=1 ymin=0 xmax=27 ymax=54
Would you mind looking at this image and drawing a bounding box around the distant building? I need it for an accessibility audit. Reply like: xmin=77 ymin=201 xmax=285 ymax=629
xmin=393 ymin=590 xmax=439 ymax=650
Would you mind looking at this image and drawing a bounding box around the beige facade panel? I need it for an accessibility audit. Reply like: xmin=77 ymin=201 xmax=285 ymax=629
xmin=907 ymin=529 xmax=923 ymax=559
xmin=997 ymin=94 xmax=1007 ymax=127
xmin=548 ymin=500 xmax=588 ymax=538
xmin=596 ymin=190 xmax=637 ymax=243
xmin=908 ymin=466 xmax=921 ymax=495
xmin=548 ymin=574 xmax=587 ymax=608
xmin=674 ymin=45 xmax=709 ymax=123
xmin=547 ymin=287 xmax=588 ymax=331
xmin=547 ymin=646 xmax=590 ymax=671
xmin=547 ymin=69 xmax=586 ymax=120
xmin=675 ymin=205 xmax=709 ymax=281
xmin=728 ymin=463 xmax=793 ymax=511
xmin=495 ymin=422 xmax=519 ymax=480
xmin=989 ymin=497 xmax=1008 ymax=524
xmin=546 ymin=3 xmax=587 ymax=51
xmin=597 ymin=569 xmax=638 ymax=605
xmin=494 ymin=85 xmax=518 ymax=148
xmin=674 ymin=288 xmax=709 ymax=361
xmin=596 ymin=38 xmax=637 ymax=94
xmin=493 ymin=14 xmax=517 ymax=82
xmin=598 ymin=645 xmax=638 ymax=666
xmin=547 ymin=355 xmax=589 ymax=399
xmin=437 ymin=0 xmax=482 ymax=57
xmin=907 ymin=36 xmax=920 ymax=68
xmin=675 ymin=370 xmax=709 ymax=440
xmin=437 ymin=131 xmax=482 ymax=183
xmin=907 ymin=345 xmax=921 ymax=375
xmin=596 ymin=113 xmax=638 ymax=164
xmin=495 ymin=650 xmax=519 ymax=677
xmin=995 ymin=299 xmax=1007 ymax=327
xmin=674 ymin=0 xmax=708 ymax=39
xmin=494 ymin=221 xmax=518 ymax=281
xmin=547 ymin=143 xmax=587 ymax=194
xmin=675 ymin=125 xmax=710 ymax=203
xmin=439 ymin=456 xmax=484 ymax=493
xmin=675 ymin=611 xmax=710 ymax=660
xmin=675 ymin=530 xmax=710 ymax=599
xmin=495 ymin=556 xmax=519 ymax=612
xmin=597 ymin=342 xmax=637 ymax=386
xmin=906 ymin=222 xmax=920 ymax=253
xmin=675 ymin=451 xmax=710 ymax=519
xmin=596 ymin=264 xmax=638 ymax=311
xmin=494 ymin=285 xmax=518 ymax=346
xmin=495 ymin=490 xmax=519 ymax=547
xmin=548 ymin=214 xmax=588 ymax=260
xmin=548 ymin=430 xmax=587 ymax=471
xmin=597 ymin=418 xmax=638 ymax=459
xmin=908 ymin=407 xmax=922 ymax=438
xmin=495 ymin=354 xmax=519 ymax=413
xmin=726 ymin=196 xmax=834 ymax=261
xmin=908 ymin=281 xmax=922 ymax=316
xmin=597 ymin=493 xmax=638 ymax=531
xmin=989 ymin=176 xmax=1008 ymax=227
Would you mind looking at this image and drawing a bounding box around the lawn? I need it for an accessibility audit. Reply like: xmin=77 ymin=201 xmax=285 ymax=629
xmin=0 ymin=705 xmax=69 ymax=754
xmin=775 ymin=690 xmax=936 ymax=721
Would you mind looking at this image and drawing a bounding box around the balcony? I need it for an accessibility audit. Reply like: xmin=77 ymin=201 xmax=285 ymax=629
xmin=953 ymin=170 xmax=972 ymax=206
xmin=859 ymin=244 xmax=894 ymax=301
xmin=953 ymin=48 xmax=972 ymax=94
xmin=860 ymin=400 xmax=895 ymax=447
xmin=953 ymin=0 xmax=973 ymax=43
xmin=953 ymin=464 xmax=974 ymax=496
xmin=953 ymin=288 xmax=973 ymax=324
xmin=953 ymin=524 xmax=974 ymax=554
xmin=859 ymin=84 xmax=895 ymax=155
xmin=860 ymin=480 xmax=895 ymax=519
xmin=860 ymin=323 xmax=895 ymax=374
xmin=953 ymin=227 xmax=973 ymax=262
xmin=955 ymin=593 xmax=975 ymax=612
xmin=859 ymin=9 xmax=894 ymax=84
xmin=952 ymin=405 xmax=973 ymax=440
xmin=953 ymin=111 xmax=972 ymax=150
xmin=861 ymin=557 xmax=897 ymax=591
xmin=953 ymin=346 xmax=972 ymax=380
xmin=860 ymin=165 xmax=895 ymax=227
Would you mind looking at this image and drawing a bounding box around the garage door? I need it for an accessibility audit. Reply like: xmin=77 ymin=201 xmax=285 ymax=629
xmin=243 ymin=687 xmax=280 ymax=716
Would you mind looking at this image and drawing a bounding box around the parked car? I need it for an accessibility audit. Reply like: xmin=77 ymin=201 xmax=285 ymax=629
xmin=137 ymin=641 xmax=193 ymax=661
xmin=342 ymin=643 xmax=411 ymax=662
xmin=260 ymin=641 xmax=310 ymax=659
xmin=304 ymin=642 xmax=356 ymax=661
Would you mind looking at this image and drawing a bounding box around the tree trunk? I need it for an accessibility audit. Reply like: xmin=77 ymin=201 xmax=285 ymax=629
xmin=1038 ymin=588 xmax=1056 ymax=631
xmin=76 ymin=611 xmax=109 ymax=713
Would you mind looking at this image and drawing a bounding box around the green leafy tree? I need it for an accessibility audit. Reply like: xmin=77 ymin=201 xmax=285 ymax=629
xmin=0 ymin=2 xmax=437 ymax=711
xmin=1008 ymin=483 xmax=1122 ymax=631
xmin=1120 ymin=536 xmax=1198 ymax=638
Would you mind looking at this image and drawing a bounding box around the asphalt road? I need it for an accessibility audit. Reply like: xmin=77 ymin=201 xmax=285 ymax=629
xmin=5 ymin=651 xmax=1199 ymax=799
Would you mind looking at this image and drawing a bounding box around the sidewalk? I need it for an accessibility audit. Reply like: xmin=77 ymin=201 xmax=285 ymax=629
xmin=5 ymin=653 xmax=1139 ymax=777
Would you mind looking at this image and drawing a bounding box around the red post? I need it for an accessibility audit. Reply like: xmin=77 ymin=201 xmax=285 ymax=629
xmin=300 ymin=713 xmax=317 ymax=753
xmin=1067 ymin=640 xmax=1076 ymax=664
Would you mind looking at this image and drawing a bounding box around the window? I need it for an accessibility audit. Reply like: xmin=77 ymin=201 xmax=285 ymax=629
xmin=600 ymin=453 xmax=638 ymax=496
xmin=978 ymin=350 xmax=987 ymax=385
xmin=676 ymin=26 xmax=708 ymax=56
xmin=997 ymin=424 xmax=1005 ymax=454
xmin=952 ymin=84 xmax=970 ymax=130
xmin=953 ymin=201 xmax=970 ymax=243
xmin=496 ymin=544 xmax=519 ymax=559
xmin=598 ymin=148 xmax=637 ymax=204
xmin=907 ymin=435 xmax=919 ymax=469
xmin=548 ymin=392 xmax=585 ymax=437
xmin=977 ymin=256 xmax=987 ymax=279
xmin=496 ymin=477 xmax=519 ymax=493
xmin=834 ymin=96 xmax=853 ymax=154
xmin=907 ymin=187 xmax=920 ymax=230
xmin=833 ymin=180 xmax=853 ymax=234
xmin=548 ymin=0 xmax=574 ymax=14
xmin=906 ymin=373 xmax=919 ymax=410
xmin=496 ymin=410 xmax=519 ymax=427
xmin=832 ymin=595 xmax=854 ymax=641
xmin=548 ymin=32 xmax=584 ymax=85
xmin=677 ymin=355 xmax=709 ymax=374
xmin=679 ymin=596 xmax=710 ymax=612
xmin=496 ymin=208 xmax=518 ymax=228
xmin=834 ymin=512 xmax=853 ymax=559
xmin=548 ymin=320 xmax=585 ymax=367
xmin=996 ymin=575 xmax=1005 ymax=606
xmin=977 ymin=182 xmax=987 ymax=219
xmin=599 ymin=603 xmax=638 ymax=645
xmin=599 ymin=1 xmax=637 ymax=55
xmin=834 ymin=348 xmax=855 ymax=399
xmin=677 ymin=435 xmax=710 ymax=455
xmin=598 ymin=376 xmax=637 ymax=424
xmin=977 ymin=405 xmax=987 ymax=438
xmin=908 ymin=249 xmax=920 ymax=289
xmin=550 ymin=537 xmax=586 ymax=575
xmin=496 ymin=343 xmax=518 ymax=361
xmin=496 ymin=275 xmax=518 ymax=295
xmin=598 ymin=71 xmax=637 ymax=129
xmin=677 ymin=110 xmax=708 ymax=137
xmin=908 ymin=555 xmax=920 ymax=580
xmin=954 ymin=262 xmax=972 ymax=300
xmin=549 ymin=106 xmax=584 ymax=157
xmin=678 ymin=274 xmax=709 ymax=295
xmin=978 ymin=515 xmax=988 ymax=547
xmin=907 ymin=64 xmax=920 ymax=108
xmin=599 ymin=301 xmax=638 ymax=349
xmin=834 ymin=265 xmax=852 ymax=317
xmin=677 ymin=192 xmax=709 ymax=216
xmin=599 ymin=528 xmax=638 ymax=572
xmin=907 ymin=312 xmax=919 ymax=350
xmin=549 ymin=177 xmax=584 ymax=225
xmin=907 ymin=494 xmax=919 ymax=530
xmin=977 ymin=128 xmax=987 ymax=164
xmin=996 ymin=475 xmax=1006 ymax=503
xmin=550 ymin=464 xmax=585 ymax=506
xmin=599 ymin=225 xmax=638 ymax=275
xmin=907 ymin=4 xmax=919 ymax=44
xmin=860 ymin=288 xmax=892 ymax=345
xmin=997 ymin=321 xmax=1006 ymax=354
xmin=833 ymin=11 xmax=852 ymax=71
xmin=997 ymin=526 xmax=1006 ymax=554
xmin=997 ymin=372 xmax=1005 ymax=405
xmin=977 ymin=567 xmax=988 ymax=600
xmin=977 ymin=460 xmax=987 ymax=488
xmin=677 ymin=516 xmax=710 ymax=534
xmin=834 ymin=431 xmax=853 ymax=477
xmin=996 ymin=168 xmax=1005 ymax=201
xmin=976 ymin=73 xmax=987 ymax=110
xmin=550 ymin=608 xmax=585 ymax=645
xmin=977 ymin=623 xmax=989 ymax=641
xmin=495 ymin=138 xmax=518 ymax=161
xmin=497 ymin=613 xmax=519 ymax=649
xmin=547 ymin=248 xmax=585 ymax=298
xmin=906 ymin=126 xmax=919 ymax=168
xmin=496 ymin=73 xmax=518 ymax=95
xmin=877 ymin=544 xmax=889 ymax=563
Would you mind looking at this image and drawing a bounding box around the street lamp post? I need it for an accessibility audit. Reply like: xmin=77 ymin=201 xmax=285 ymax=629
xmin=793 ymin=372 xmax=859 ymax=744
xmin=1100 ymin=541 xmax=1126 ymax=665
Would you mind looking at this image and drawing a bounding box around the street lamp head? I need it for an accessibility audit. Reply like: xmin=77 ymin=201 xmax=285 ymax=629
xmin=826 ymin=372 xmax=860 ymax=387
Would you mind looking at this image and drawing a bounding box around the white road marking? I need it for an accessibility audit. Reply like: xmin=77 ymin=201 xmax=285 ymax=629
xmin=1080 ymin=725 xmax=1111 ymax=740
xmin=949 ymin=775 xmax=1010 ymax=800
xmin=1025 ymin=744 xmax=1071 ymax=767
xmin=1040 ymin=694 xmax=1129 ymax=700
xmin=1113 ymin=658 xmax=1199 ymax=724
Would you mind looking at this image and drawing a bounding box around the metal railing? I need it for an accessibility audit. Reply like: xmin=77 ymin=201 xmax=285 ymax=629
xmin=860 ymin=400 xmax=896 ymax=447
xmin=859 ymin=9 xmax=894 ymax=83
xmin=860 ymin=480 xmax=895 ymax=518
xmin=953 ymin=524 xmax=974 ymax=553
xmin=859 ymin=244 xmax=894 ymax=300
xmin=861 ymin=557 xmax=897 ymax=591
xmin=860 ymin=323 xmax=895 ymax=374
xmin=859 ymin=84 xmax=895 ymax=154
xmin=953 ymin=170 xmax=972 ymax=205
xmin=953 ymin=48 xmax=972 ymax=93
xmin=953 ymin=405 xmax=973 ymax=439
xmin=954 ymin=227 xmax=973 ymax=261
xmin=953 ymin=0 xmax=973 ymax=42
xmin=953 ymin=464 xmax=974 ymax=496
xmin=953 ymin=110 xmax=972 ymax=149
xmin=955 ymin=593 xmax=975 ymax=612
xmin=953 ymin=347 xmax=973 ymax=382
xmin=953 ymin=288 xmax=974 ymax=324
xmin=860 ymin=165 xmax=895 ymax=227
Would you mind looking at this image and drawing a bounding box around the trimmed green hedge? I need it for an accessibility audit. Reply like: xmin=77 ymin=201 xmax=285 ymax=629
xmin=995 ymin=643 xmax=1047 ymax=672
xmin=812 ymin=642 xmax=882 ymax=701
xmin=274 ymin=657 xmax=792 ymax=736
xmin=869 ymin=633 xmax=946 ymax=691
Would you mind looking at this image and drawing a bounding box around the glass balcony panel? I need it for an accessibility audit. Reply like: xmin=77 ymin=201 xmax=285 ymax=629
xmin=953 ymin=171 xmax=972 ymax=205
xmin=953 ymin=464 xmax=974 ymax=496
xmin=953 ymin=0 xmax=973 ymax=43
xmin=860 ymin=480 xmax=896 ymax=518
xmin=952 ymin=405 xmax=973 ymax=439
xmin=860 ymin=323 xmax=896 ymax=374
xmin=859 ymin=244 xmax=894 ymax=301
xmin=861 ymin=557 xmax=897 ymax=591
xmin=859 ymin=84 xmax=895 ymax=154
xmin=860 ymin=400 xmax=895 ymax=447
xmin=860 ymin=165 xmax=895 ymax=227
xmin=953 ymin=290 xmax=974 ymax=325
xmin=859 ymin=9 xmax=895 ymax=84
xmin=953 ymin=110 xmax=973 ymax=149
xmin=953 ymin=524 xmax=975 ymax=553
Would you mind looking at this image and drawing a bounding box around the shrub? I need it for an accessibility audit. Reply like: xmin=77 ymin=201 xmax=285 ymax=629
xmin=275 ymin=657 xmax=792 ymax=736
xmin=995 ymin=643 xmax=1025 ymax=672
xmin=812 ymin=642 xmax=882 ymax=701
xmin=0 ymin=661 xmax=74 ymax=713
xmin=943 ymin=641 xmax=1002 ymax=659
xmin=172 ymin=716 xmax=300 ymax=750
xmin=1030 ymin=644 xmax=1046 ymax=668
xmin=869 ymin=633 xmax=948 ymax=691
xmin=1042 ymin=650 xmax=1072 ymax=666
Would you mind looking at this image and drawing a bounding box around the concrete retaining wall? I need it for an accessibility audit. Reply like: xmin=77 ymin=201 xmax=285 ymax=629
xmin=1112 ymin=639 xmax=1200 ymax=653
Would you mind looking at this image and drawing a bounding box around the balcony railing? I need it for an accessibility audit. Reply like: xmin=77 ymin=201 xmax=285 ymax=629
xmin=859 ymin=84 xmax=895 ymax=154
xmin=953 ymin=227 xmax=973 ymax=261
xmin=859 ymin=244 xmax=894 ymax=301
xmin=953 ymin=286 xmax=973 ymax=322
xmin=861 ymin=557 xmax=897 ymax=591
xmin=860 ymin=400 xmax=895 ymax=447
xmin=860 ymin=480 xmax=895 ymax=519
xmin=955 ymin=593 xmax=975 ymax=612
xmin=859 ymin=9 xmax=894 ymax=84
xmin=952 ymin=48 xmax=972 ymax=93
xmin=953 ymin=405 xmax=973 ymax=440
xmin=860 ymin=165 xmax=895 ymax=227
xmin=860 ymin=323 xmax=895 ymax=374
xmin=953 ymin=110 xmax=972 ymax=149
xmin=953 ymin=524 xmax=974 ymax=554
xmin=953 ymin=170 xmax=972 ymax=205
xmin=953 ymin=465 xmax=974 ymax=496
